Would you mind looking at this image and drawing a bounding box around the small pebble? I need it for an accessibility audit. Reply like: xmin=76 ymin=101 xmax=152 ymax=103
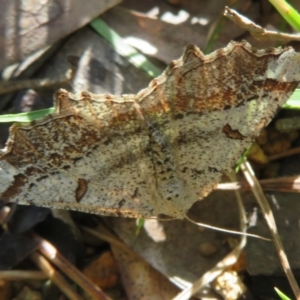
xmin=247 ymin=142 xmax=269 ymax=165
xmin=199 ymin=242 xmax=218 ymax=257
xmin=275 ymin=117 xmax=300 ymax=132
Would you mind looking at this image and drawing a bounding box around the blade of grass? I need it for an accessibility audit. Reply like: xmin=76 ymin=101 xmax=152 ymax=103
xmin=204 ymin=0 xmax=238 ymax=53
xmin=283 ymin=89 xmax=300 ymax=109
xmin=90 ymin=18 xmax=161 ymax=78
xmin=204 ymin=15 xmax=226 ymax=54
xmin=0 ymin=108 xmax=55 ymax=123
xmin=274 ymin=287 xmax=292 ymax=300
xmin=269 ymin=0 xmax=300 ymax=32
xmin=0 ymin=18 xmax=163 ymax=124
xmin=1 ymin=8 xmax=300 ymax=126
xmin=135 ymin=218 xmax=145 ymax=236
xmin=241 ymin=160 xmax=300 ymax=298
xmin=0 ymin=89 xmax=299 ymax=123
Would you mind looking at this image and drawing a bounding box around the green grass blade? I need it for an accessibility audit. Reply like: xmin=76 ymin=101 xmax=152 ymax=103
xmin=0 ymin=108 xmax=55 ymax=123
xmin=274 ymin=287 xmax=292 ymax=300
xmin=90 ymin=18 xmax=161 ymax=78
xmin=283 ymin=89 xmax=300 ymax=109
xmin=269 ymin=0 xmax=300 ymax=32
xmin=204 ymin=16 xmax=226 ymax=54
xmin=135 ymin=218 xmax=145 ymax=236
xmin=0 ymin=88 xmax=299 ymax=123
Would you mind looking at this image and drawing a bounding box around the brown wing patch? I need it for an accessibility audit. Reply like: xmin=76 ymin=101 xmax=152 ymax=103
xmin=222 ymin=124 xmax=245 ymax=140
xmin=75 ymin=178 xmax=88 ymax=203
xmin=1 ymin=174 xmax=28 ymax=201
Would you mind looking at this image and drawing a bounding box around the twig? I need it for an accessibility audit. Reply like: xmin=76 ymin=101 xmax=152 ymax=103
xmin=0 ymin=69 xmax=74 ymax=96
xmin=81 ymin=224 xmax=135 ymax=256
xmin=269 ymin=146 xmax=300 ymax=161
xmin=0 ymin=205 xmax=11 ymax=226
xmin=30 ymin=251 xmax=83 ymax=300
xmin=32 ymin=233 xmax=112 ymax=300
xmin=224 ymin=6 xmax=300 ymax=42
xmin=217 ymin=176 xmax=300 ymax=193
xmin=172 ymin=172 xmax=248 ymax=300
xmin=184 ymin=216 xmax=270 ymax=241
xmin=0 ymin=270 xmax=48 ymax=280
xmin=0 ymin=203 xmax=17 ymax=231
xmin=241 ymin=160 xmax=300 ymax=299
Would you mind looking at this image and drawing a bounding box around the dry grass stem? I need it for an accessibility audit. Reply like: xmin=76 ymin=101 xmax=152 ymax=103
xmin=217 ymin=176 xmax=300 ymax=193
xmin=30 ymin=251 xmax=83 ymax=300
xmin=172 ymin=172 xmax=248 ymax=300
xmin=185 ymin=215 xmax=270 ymax=241
xmin=224 ymin=6 xmax=300 ymax=42
xmin=81 ymin=224 xmax=136 ymax=256
xmin=0 ymin=270 xmax=48 ymax=281
xmin=0 ymin=69 xmax=74 ymax=95
xmin=241 ymin=160 xmax=300 ymax=298
xmin=33 ymin=233 xmax=112 ymax=300
xmin=269 ymin=146 xmax=300 ymax=161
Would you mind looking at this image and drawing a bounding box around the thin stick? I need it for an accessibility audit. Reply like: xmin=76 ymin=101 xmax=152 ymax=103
xmin=269 ymin=146 xmax=300 ymax=161
xmin=33 ymin=233 xmax=112 ymax=300
xmin=172 ymin=172 xmax=248 ymax=300
xmin=30 ymin=251 xmax=83 ymax=300
xmin=241 ymin=160 xmax=300 ymax=299
xmin=185 ymin=216 xmax=270 ymax=241
xmin=217 ymin=176 xmax=300 ymax=193
xmin=0 ymin=69 xmax=73 ymax=95
xmin=224 ymin=6 xmax=300 ymax=42
xmin=0 ymin=270 xmax=48 ymax=281
xmin=80 ymin=225 xmax=135 ymax=256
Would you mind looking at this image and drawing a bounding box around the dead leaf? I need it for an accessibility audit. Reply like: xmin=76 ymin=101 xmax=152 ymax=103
xmin=0 ymin=0 xmax=121 ymax=69
xmin=82 ymin=251 xmax=119 ymax=289
xmin=111 ymin=244 xmax=179 ymax=300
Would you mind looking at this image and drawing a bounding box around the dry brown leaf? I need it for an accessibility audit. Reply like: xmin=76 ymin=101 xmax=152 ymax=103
xmin=0 ymin=0 xmax=121 ymax=69
xmin=82 ymin=251 xmax=119 ymax=289
xmin=111 ymin=245 xmax=179 ymax=300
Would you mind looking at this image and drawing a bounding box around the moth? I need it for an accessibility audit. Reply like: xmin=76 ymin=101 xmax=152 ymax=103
xmin=1 ymin=41 xmax=300 ymax=219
